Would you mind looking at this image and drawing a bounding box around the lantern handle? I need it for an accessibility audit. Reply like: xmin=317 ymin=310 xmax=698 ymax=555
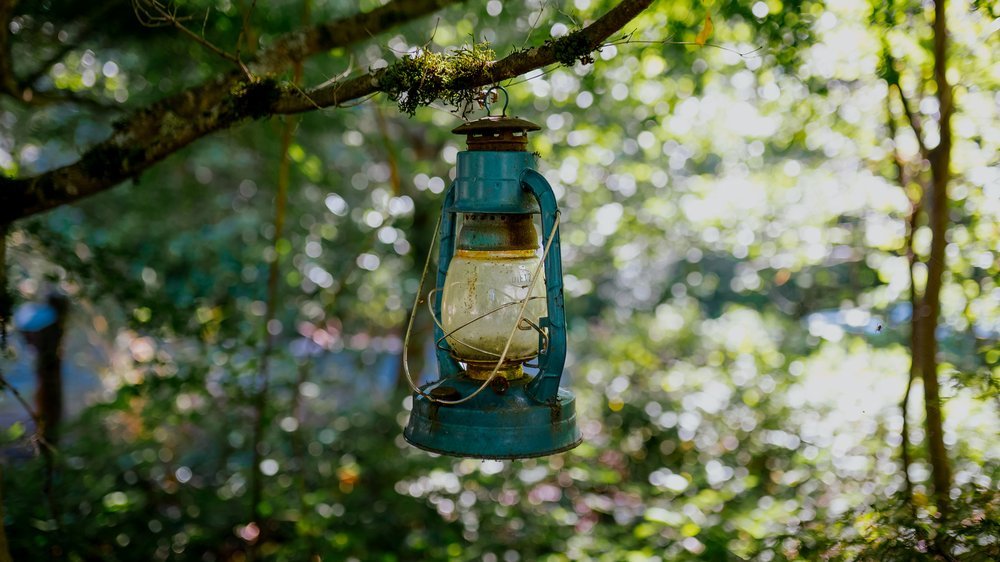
xmin=520 ymin=169 xmax=567 ymax=404
xmin=483 ymin=85 xmax=509 ymax=117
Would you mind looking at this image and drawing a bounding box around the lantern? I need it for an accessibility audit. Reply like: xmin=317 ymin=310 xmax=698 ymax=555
xmin=402 ymin=89 xmax=581 ymax=459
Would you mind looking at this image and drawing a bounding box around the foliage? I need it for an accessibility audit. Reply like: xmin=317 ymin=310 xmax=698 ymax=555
xmin=0 ymin=0 xmax=998 ymax=561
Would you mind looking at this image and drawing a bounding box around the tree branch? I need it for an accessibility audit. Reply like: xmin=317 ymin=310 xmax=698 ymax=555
xmin=251 ymin=0 xmax=465 ymax=74
xmin=0 ymin=0 xmax=461 ymax=221
xmin=279 ymin=0 xmax=653 ymax=112
xmin=892 ymin=83 xmax=930 ymax=162
xmin=0 ymin=0 xmax=653 ymax=223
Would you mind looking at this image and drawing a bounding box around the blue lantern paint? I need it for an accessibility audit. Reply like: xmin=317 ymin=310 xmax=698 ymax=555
xmin=403 ymin=95 xmax=581 ymax=459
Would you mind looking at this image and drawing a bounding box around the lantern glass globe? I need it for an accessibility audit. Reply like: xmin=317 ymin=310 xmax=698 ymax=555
xmin=441 ymin=249 xmax=547 ymax=379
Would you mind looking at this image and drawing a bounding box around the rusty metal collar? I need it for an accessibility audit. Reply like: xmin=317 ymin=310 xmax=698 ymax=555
xmin=452 ymin=116 xmax=542 ymax=151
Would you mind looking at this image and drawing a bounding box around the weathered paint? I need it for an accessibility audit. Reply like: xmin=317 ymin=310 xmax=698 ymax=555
xmin=404 ymin=376 xmax=581 ymax=459
xmin=405 ymin=127 xmax=579 ymax=459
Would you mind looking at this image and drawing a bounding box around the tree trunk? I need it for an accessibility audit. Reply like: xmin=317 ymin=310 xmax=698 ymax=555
xmin=917 ymin=0 xmax=953 ymax=514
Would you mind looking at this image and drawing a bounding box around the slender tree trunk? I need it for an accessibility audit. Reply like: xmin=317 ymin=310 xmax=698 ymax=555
xmin=917 ymin=0 xmax=953 ymax=514
xmin=886 ymin=80 xmax=923 ymax=502
xmin=248 ymin=5 xmax=308 ymax=558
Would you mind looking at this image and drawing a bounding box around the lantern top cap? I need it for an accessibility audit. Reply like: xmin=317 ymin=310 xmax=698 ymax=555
xmin=452 ymin=116 xmax=541 ymax=151
xmin=452 ymin=86 xmax=541 ymax=151
xmin=451 ymin=115 xmax=542 ymax=135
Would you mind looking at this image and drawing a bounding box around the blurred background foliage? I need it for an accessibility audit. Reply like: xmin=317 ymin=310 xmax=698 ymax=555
xmin=0 ymin=0 xmax=998 ymax=560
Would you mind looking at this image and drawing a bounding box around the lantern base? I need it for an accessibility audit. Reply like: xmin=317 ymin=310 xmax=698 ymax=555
xmin=404 ymin=375 xmax=581 ymax=459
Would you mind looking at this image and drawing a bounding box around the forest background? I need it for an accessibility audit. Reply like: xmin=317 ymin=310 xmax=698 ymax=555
xmin=0 ymin=0 xmax=997 ymax=560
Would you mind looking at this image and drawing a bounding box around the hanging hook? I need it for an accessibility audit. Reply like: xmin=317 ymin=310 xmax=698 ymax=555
xmin=483 ymin=85 xmax=509 ymax=117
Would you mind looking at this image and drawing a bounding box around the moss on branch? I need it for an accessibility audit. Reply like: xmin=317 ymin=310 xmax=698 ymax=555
xmin=376 ymin=32 xmax=601 ymax=116
xmin=377 ymin=42 xmax=496 ymax=115
xmin=228 ymin=77 xmax=283 ymax=120
xmin=548 ymin=30 xmax=598 ymax=66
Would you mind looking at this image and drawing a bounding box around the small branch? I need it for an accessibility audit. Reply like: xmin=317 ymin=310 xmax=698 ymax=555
xmin=0 ymin=368 xmax=61 ymax=532
xmin=892 ymin=83 xmax=930 ymax=161
xmin=899 ymin=371 xmax=915 ymax=500
xmin=132 ymin=0 xmax=251 ymax=77
xmin=237 ymin=0 xmax=260 ymax=58
xmin=0 ymin=371 xmax=39 ymax=424
xmin=604 ymin=37 xmax=764 ymax=58
xmin=887 ymin=87 xmax=921 ymax=506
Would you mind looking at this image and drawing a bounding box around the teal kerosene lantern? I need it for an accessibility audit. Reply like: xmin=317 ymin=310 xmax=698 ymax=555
xmin=402 ymin=92 xmax=581 ymax=459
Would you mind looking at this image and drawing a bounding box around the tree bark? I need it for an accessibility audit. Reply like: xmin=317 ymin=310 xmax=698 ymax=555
xmin=918 ymin=0 xmax=953 ymax=513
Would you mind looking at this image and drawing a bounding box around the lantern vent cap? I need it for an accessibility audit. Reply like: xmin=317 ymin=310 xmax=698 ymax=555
xmin=453 ymin=86 xmax=540 ymax=151
xmin=452 ymin=116 xmax=541 ymax=151
xmin=451 ymin=116 xmax=542 ymax=135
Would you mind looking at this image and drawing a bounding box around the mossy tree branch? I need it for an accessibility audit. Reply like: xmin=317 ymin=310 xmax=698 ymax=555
xmin=0 ymin=0 xmax=463 ymax=223
xmin=0 ymin=0 xmax=653 ymax=223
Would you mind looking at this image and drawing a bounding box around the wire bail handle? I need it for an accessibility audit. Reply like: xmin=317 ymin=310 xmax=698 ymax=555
xmin=401 ymin=202 xmax=561 ymax=406
xmin=483 ymin=85 xmax=509 ymax=117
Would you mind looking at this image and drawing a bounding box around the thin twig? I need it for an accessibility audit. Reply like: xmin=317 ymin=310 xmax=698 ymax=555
xmin=503 ymin=37 xmax=762 ymax=89
xmin=286 ymin=81 xmax=322 ymax=111
xmin=523 ymin=0 xmax=551 ymax=47
xmin=312 ymin=55 xmax=355 ymax=91
xmin=892 ymin=82 xmax=930 ymax=160
xmin=201 ymin=7 xmax=211 ymax=38
xmin=886 ymin=73 xmax=923 ymax=508
xmin=132 ymin=0 xmax=252 ymax=78
xmin=236 ymin=0 xmax=259 ymax=75
xmin=503 ymin=64 xmax=560 ymax=87
xmin=0 ymin=372 xmax=39 ymax=423
xmin=0 ymin=367 xmax=60 ymax=532
xmin=604 ymin=37 xmax=764 ymax=58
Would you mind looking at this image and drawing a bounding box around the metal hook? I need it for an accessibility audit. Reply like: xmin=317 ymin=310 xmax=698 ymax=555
xmin=483 ymin=85 xmax=509 ymax=117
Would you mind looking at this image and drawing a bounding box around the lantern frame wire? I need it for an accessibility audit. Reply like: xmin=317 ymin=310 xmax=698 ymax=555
xmin=424 ymin=288 xmax=549 ymax=359
xmin=402 ymin=207 xmax=561 ymax=405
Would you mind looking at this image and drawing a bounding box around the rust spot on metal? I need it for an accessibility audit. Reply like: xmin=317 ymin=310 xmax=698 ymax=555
xmin=549 ymin=399 xmax=562 ymax=424
xmin=490 ymin=375 xmax=510 ymax=395
xmin=430 ymin=386 xmax=461 ymax=400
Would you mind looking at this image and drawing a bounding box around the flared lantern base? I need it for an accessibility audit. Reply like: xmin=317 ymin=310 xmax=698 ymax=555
xmin=404 ymin=375 xmax=581 ymax=459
